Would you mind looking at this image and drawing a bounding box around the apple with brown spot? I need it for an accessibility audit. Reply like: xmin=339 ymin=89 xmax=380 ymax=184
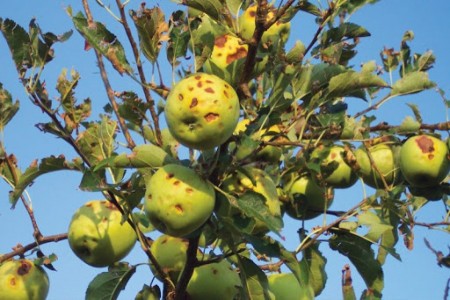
xmin=0 ymin=259 xmax=49 ymax=300
xmin=164 ymin=73 xmax=240 ymax=150
xmin=144 ymin=164 xmax=215 ymax=237
xmin=68 ymin=200 xmax=137 ymax=267
xmin=399 ymin=135 xmax=450 ymax=187
xmin=210 ymin=34 xmax=248 ymax=69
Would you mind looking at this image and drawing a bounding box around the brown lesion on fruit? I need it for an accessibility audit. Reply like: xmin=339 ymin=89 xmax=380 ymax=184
xmin=178 ymin=93 xmax=184 ymax=101
xmin=204 ymin=87 xmax=215 ymax=93
xmin=173 ymin=180 xmax=180 ymax=186
xmin=214 ymin=35 xmax=227 ymax=48
xmin=166 ymin=173 xmax=175 ymax=179
xmin=185 ymin=187 xmax=193 ymax=194
xmin=9 ymin=277 xmax=17 ymax=286
xmin=188 ymin=86 xmax=194 ymax=91
xmin=17 ymin=260 xmax=32 ymax=275
xmin=197 ymin=81 xmax=203 ymax=88
xmin=226 ymin=47 xmax=248 ymax=64
xmin=415 ymin=135 xmax=435 ymax=154
xmin=190 ymin=97 xmax=198 ymax=108
xmin=206 ymin=79 xmax=213 ymax=84
xmin=174 ymin=204 xmax=184 ymax=214
xmin=204 ymin=113 xmax=219 ymax=122
xmin=195 ymin=75 xmax=202 ymax=80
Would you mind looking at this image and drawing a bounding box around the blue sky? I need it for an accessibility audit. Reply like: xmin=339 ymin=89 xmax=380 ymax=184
xmin=1 ymin=1 xmax=449 ymax=299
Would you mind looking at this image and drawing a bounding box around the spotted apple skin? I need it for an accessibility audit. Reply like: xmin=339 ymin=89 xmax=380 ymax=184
xmin=144 ymin=164 xmax=215 ymax=237
xmin=68 ymin=200 xmax=136 ymax=267
xmin=165 ymin=73 xmax=240 ymax=150
xmin=210 ymin=34 xmax=248 ymax=68
xmin=399 ymin=135 xmax=450 ymax=187
xmin=0 ymin=259 xmax=49 ymax=300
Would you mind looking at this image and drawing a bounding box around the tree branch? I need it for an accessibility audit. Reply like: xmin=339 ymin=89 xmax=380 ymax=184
xmin=0 ymin=233 xmax=68 ymax=263
xmin=115 ymin=0 xmax=163 ymax=145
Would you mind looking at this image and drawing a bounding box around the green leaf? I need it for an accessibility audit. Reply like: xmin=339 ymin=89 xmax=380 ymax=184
xmin=75 ymin=117 xmax=117 ymax=165
xmin=321 ymin=23 xmax=371 ymax=47
xmin=184 ymin=0 xmax=226 ymax=22
xmin=280 ymin=248 xmax=315 ymax=299
xmin=302 ymin=243 xmax=327 ymax=296
xmin=357 ymin=210 xmax=393 ymax=243
xmin=236 ymin=191 xmax=283 ymax=235
xmin=69 ymin=10 xmax=132 ymax=75
xmin=237 ymin=256 xmax=272 ymax=300
xmin=389 ymin=71 xmax=436 ymax=97
xmin=56 ymin=69 xmax=91 ymax=132
xmin=9 ymin=156 xmax=83 ymax=207
xmin=329 ymin=232 xmax=384 ymax=297
xmin=0 ymin=83 xmax=19 ymax=129
xmin=340 ymin=0 xmax=380 ymax=15
xmin=86 ymin=263 xmax=136 ymax=300
xmin=130 ymin=6 xmax=168 ymax=64
xmin=327 ymin=70 xmax=388 ymax=100
xmin=166 ymin=11 xmax=190 ymax=67
xmin=296 ymin=1 xmax=321 ymax=16
xmin=406 ymin=103 xmax=422 ymax=123
xmin=396 ymin=116 xmax=420 ymax=134
xmin=0 ymin=18 xmax=32 ymax=72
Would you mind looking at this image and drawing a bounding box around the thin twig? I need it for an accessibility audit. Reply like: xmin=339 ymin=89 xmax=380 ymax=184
xmin=0 ymin=233 xmax=68 ymax=263
xmin=115 ymin=0 xmax=162 ymax=145
xmin=82 ymin=0 xmax=136 ymax=149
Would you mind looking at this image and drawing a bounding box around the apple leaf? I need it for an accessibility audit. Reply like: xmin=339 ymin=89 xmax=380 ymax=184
xmin=236 ymin=191 xmax=284 ymax=235
xmin=0 ymin=18 xmax=32 ymax=72
xmin=396 ymin=116 xmax=420 ymax=134
xmin=0 ymin=83 xmax=19 ymax=129
xmin=56 ymin=69 xmax=91 ymax=133
xmin=237 ymin=256 xmax=272 ymax=300
xmin=9 ymin=155 xmax=84 ymax=207
xmin=340 ymin=0 xmax=380 ymax=15
xmin=280 ymin=248 xmax=316 ymax=299
xmin=69 ymin=9 xmax=132 ymax=75
xmin=166 ymin=11 xmax=190 ymax=67
xmin=302 ymin=243 xmax=328 ymax=296
xmin=320 ymin=23 xmax=371 ymax=46
xmin=86 ymin=263 xmax=136 ymax=300
xmin=130 ymin=6 xmax=168 ymax=64
xmin=329 ymin=232 xmax=384 ymax=298
xmin=75 ymin=117 xmax=117 ymax=165
xmin=389 ymin=71 xmax=436 ymax=97
xmin=326 ymin=70 xmax=388 ymax=100
xmin=357 ymin=210 xmax=393 ymax=243
xmin=184 ymin=0 xmax=226 ymax=22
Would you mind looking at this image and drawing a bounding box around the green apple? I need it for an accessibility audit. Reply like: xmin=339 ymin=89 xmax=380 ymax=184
xmin=0 ymin=259 xmax=49 ymax=300
xmin=355 ymin=143 xmax=402 ymax=189
xmin=186 ymin=259 xmax=241 ymax=300
xmin=239 ymin=5 xmax=291 ymax=45
xmin=210 ymin=34 xmax=248 ymax=69
xmin=219 ymin=166 xmax=281 ymax=234
xmin=165 ymin=73 xmax=240 ymax=150
xmin=135 ymin=284 xmax=161 ymax=300
xmin=150 ymin=234 xmax=188 ymax=282
xmin=311 ymin=145 xmax=357 ymax=188
xmin=68 ymin=200 xmax=137 ymax=267
xmin=285 ymin=175 xmax=334 ymax=220
xmin=268 ymin=273 xmax=302 ymax=300
xmin=399 ymin=135 xmax=450 ymax=187
xmin=144 ymin=164 xmax=215 ymax=237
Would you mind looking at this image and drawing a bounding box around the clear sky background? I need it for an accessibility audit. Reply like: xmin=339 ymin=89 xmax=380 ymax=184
xmin=1 ymin=1 xmax=449 ymax=299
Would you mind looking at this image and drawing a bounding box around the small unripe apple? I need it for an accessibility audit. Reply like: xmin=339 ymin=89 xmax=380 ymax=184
xmin=144 ymin=164 xmax=215 ymax=237
xmin=311 ymin=145 xmax=357 ymax=188
xmin=239 ymin=5 xmax=291 ymax=45
xmin=68 ymin=200 xmax=136 ymax=267
xmin=165 ymin=73 xmax=240 ymax=150
xmin=399 ymin=135 xmax=450 ymax=187
xmin=355 ymin=143 xmax=402 ymax=189
xmin=150 ymin=234 xmax=188 ymax=282
xmin=0 ymin=259 xmax=49 ymax=300
xmin=285 ymin=176 xmax=334 ymax=220
xmin=186 ymin=259 xmax=241 ymax=300
xmin=268 ymin=273 xmax=302 ymax=300
xmin=210 ymin=34 xmax=248 ymax=69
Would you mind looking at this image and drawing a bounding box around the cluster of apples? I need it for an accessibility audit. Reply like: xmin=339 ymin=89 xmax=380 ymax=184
xmin=284 ymin=134 xmax=449 ymax=221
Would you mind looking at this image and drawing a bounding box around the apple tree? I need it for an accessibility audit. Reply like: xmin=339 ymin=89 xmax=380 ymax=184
xmin=0 ymin=0 xmax=449 ymax=299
